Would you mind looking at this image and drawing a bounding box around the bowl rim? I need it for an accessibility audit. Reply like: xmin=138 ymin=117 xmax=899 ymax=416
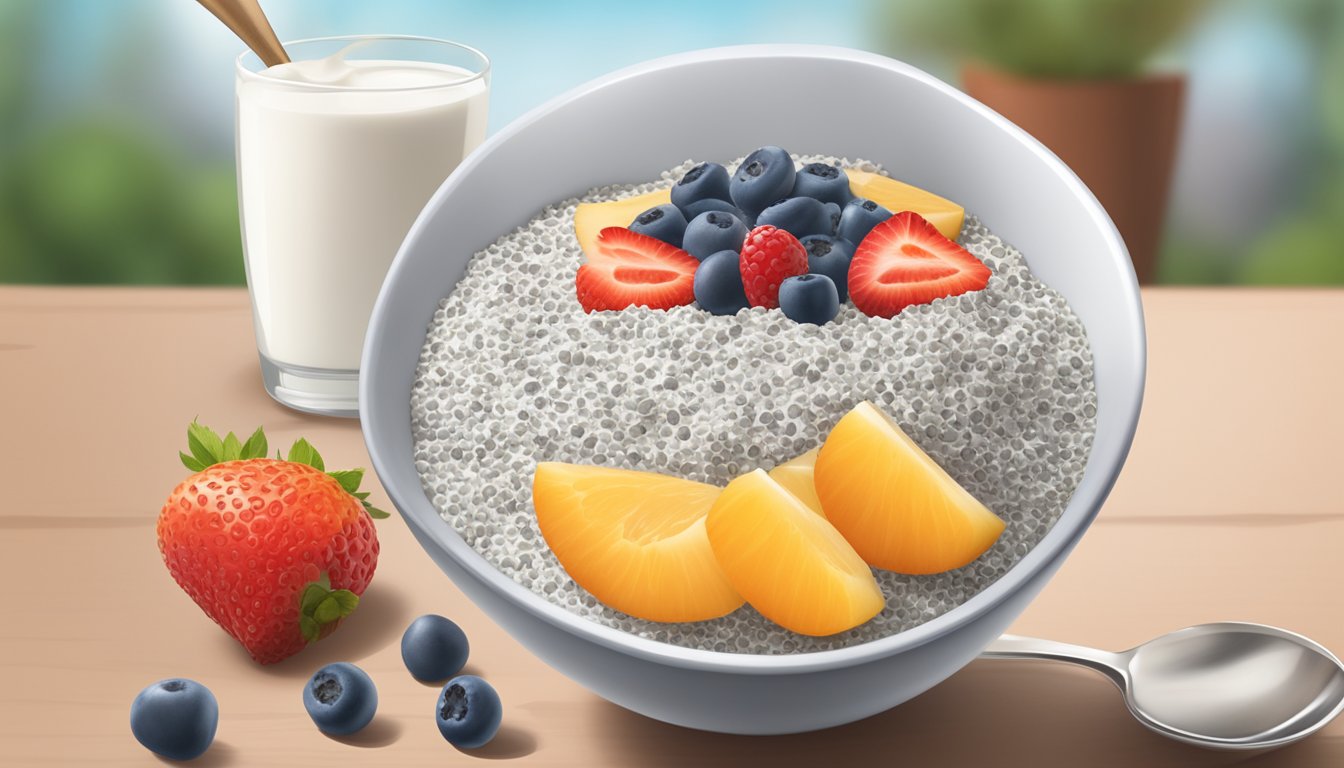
xmin=363 ymin=43 xmax=1146 ymax=675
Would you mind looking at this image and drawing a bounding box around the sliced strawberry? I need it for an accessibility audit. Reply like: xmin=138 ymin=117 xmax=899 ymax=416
xmin=576 ymin=227 xmax=698 ymax=312
xmin=849 ymin=211 xmax=991 ymax=318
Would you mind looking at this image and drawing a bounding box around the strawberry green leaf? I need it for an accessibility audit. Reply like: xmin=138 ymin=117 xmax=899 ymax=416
xmin=299 ymin=616 xmax=321 ymax=643
xmin=314 ymin=596 xmax=342 ymax=624
xmin=186 ymin=421 xmax=225 ymax=467
xmin=328 ymin=469 xmax=364 ymax=496
xmin=179 ymin=451 xmax=207 ymax=472
xmin=363 ymin=503 xmax=391 ymax=519
xmin=222 ymin=432 xmax=242 ymax=462
xmin=296 ymin=574 xmax=358 ymax=645
xmin=353 ymin=491 xmax=370 ymax=500
xmin=287 ymin=438 xmax=325 ymax=472
xmin=331 ymin=590 xmax=359 ymax=614
xmin=241 ymin=426 xmax=268 ymax=460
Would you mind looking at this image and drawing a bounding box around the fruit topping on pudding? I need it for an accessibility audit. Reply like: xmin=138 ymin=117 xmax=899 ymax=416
xmin=706 ymin=469 xmax=884 ymax=637
xmin=730 ymin=146 xmax=796 ymax=219
xmin=576 ymin=227 xmax=698 ymax=312
xmin=739 ymin=225 xmax=809 ymax=309
xmin=848 ymin=169 xmax=964 ymax=240
xmin=628 ymin=203 xmax=688 ymax=248
xmin=683 ymin=210 xmax=750 ymax=262
xmin=532 ymin=463 xmax=744 ymax=623
xmin=530 ymin=401 xmax=1004 ymax=635
xmin=571 ymin=147 xmax=987 ymax=322
xmin=693 ymin=249 xmax=751 ymax=316
xmin=848 ymin=211 xmax=992 ymax=319
xmin=815 ymin=401 xmax=1004 ymax=574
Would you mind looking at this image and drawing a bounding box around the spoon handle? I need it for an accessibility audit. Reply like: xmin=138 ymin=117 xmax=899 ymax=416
xmin=982 ymin=634 xmax=1128 ymax=687
xmin=196 ymin=0 xmax=290 ymax=68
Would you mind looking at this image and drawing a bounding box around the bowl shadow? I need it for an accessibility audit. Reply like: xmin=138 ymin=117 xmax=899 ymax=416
xmin=588 ymin=661 xmax=1329 ymax=768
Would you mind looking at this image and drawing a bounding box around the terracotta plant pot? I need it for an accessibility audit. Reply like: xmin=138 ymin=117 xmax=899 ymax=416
xmin=962 ymin=64 xmax=1184 ymax=284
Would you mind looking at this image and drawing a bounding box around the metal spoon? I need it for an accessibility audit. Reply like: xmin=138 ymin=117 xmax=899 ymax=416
xmin=195 ymin=0 xmax=290 ymax=67
xmin=982 ymin=622 xmax=1344 ymax=750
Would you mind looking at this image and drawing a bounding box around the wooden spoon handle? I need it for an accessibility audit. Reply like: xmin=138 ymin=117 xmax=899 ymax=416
xmin=196 ymin=0 xmax=290 ymax=68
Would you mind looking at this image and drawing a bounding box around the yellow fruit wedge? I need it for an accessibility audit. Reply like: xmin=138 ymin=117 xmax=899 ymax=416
xmin=848 ymin=170 xmax=964 ymax=241
xmin=706 ymin=469 xmax=884 ymax=636
xmin=573 ymin=188 xmax=672 ymax=261
xmin=532 ymin=463 xmax=743 ymax=623
xmin=767 ymin=448 xmax=825 ymax=518
xmin=814 ymin=402 xmax=1004 ymax=575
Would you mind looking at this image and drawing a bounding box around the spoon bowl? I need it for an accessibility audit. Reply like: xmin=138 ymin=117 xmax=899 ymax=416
xmin=984 ymin=622 xmax=1344 ymax=750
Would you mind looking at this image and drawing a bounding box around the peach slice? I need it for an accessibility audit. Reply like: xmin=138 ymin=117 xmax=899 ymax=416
xmin=847 ymin=170 xmax=964 ymax=241
xmin=767 ymin=448 xmax=825 ymax=518
xmin=532 ymin=463 xmax=743 ymax=623
xmin=814 ymin=402 xmax=1004 ymax=574
xmin=573 ymin=188 xmax=672 ymax=261
xmin=706 ymin=469 xmax=883 ymax=636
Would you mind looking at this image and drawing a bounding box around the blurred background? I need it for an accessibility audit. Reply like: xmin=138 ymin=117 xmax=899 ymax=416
xmin=1 ymin=0 xmax=1340 ymax=285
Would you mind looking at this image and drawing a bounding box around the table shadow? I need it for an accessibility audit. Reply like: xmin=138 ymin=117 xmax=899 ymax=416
xmin=327 ymin=716 xmax=403 ymax=748
xmin=455 ymin=724 xmax=539 ymax=760
xmin=588 ymin=661 xmax=1336 ymax=768
xmin=228 ymin=581 xmax=414 ymax=678
xmin=154 ymin=739 xmax=238 ymax=767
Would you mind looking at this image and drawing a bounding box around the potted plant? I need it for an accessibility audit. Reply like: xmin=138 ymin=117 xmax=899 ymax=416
xmin=882 ymin=0 xmax=1206 ymax=283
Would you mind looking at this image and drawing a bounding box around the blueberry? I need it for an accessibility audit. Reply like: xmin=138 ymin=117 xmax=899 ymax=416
xmin=756 ymin=197 xmax=840 ymax=239
xmin=628 ymin=204 xmax=688 ymax=248
xmin=678 ymin=197 xmax=752 ymax=226
xmin=683 ymin=211 xmax=749 ymax=261
xmin=779 ymin=274 xmax=840 ymax=325
xmin=401 ymin=614 xmax=470 ymax=683
xmin=791 ymin=162 xmax=853 ymax=206
xmin=303 ymin=662 xmax=377 ymax=736
xmin=729 ymin=146 xmax=796 ymax=219
xmin=436 ymin=675 xmax=503 ymax=749
xmin=800 ymin=235 xmax=855 ymax=303
xmin=693 ymin=249 xmax=750 ymax=316
xmin=129 ymin=678 xmax=218 ymax=761
xmin=670 ymin=162 xmax=731 ymax=210
xmin=837 ymin=197 xmax=892 ymax=245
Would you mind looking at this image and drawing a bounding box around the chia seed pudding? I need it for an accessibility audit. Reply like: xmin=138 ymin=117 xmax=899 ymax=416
xmin=410 ymin=155 xmax=1097 ymax=654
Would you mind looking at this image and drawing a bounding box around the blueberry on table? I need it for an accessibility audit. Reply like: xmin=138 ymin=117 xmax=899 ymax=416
xmin=678 ymin=197 xmax=751 ymax=225
xmin=694 ymin=249 xmax=750 ymax=316
xmin=683 ymin=210 xmax=749 ymax=261
xmin=757 ymin=197 xmax=840 ymax=239
xmin=303 ymin=662 xmax=378 ymax=736
xmin=730 ymin=146 xmax=796 ymax=219
xmin=436 ymin=675 xmax=503 ymax=749
xmin=800 ymin=234 xmax=855 ymax=302
xmin=837 ymin=197 xmax=893 ymax=245
xmin=791 ymin=162 xmax=853 ymax=206
xmin=671 ymin=161 xmax=731 ymax=210
xmin=401 ymin=614 xmax=470 ymax=683
xmin=129 ymin=678 xmax=218 ymax=761
xmin=779 ymin=273 xmax=840 ymax=325
xmin=628 ymin=203 xmax=689 ymax=248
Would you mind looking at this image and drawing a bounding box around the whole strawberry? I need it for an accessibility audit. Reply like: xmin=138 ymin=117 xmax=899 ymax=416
xmin=157 ymin=422 xmax=387 ymax=664
xmin=739 ymin=225 xmax=808 ymax=309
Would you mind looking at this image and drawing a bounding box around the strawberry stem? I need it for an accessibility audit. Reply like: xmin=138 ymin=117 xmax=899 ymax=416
xmin=297 ymin=573 xmax=360 ymax=644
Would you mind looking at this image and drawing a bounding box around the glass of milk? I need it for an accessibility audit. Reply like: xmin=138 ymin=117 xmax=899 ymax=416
xmin=236 ymin=36 xmax=489 ymax=417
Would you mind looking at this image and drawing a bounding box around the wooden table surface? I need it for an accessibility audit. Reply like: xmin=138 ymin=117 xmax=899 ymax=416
xmin=1 ymin=286 xmax=1341 ymax=767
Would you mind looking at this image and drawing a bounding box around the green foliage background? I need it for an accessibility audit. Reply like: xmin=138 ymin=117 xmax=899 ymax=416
xmin=1 ymin=0 xmax=1341 ymax=285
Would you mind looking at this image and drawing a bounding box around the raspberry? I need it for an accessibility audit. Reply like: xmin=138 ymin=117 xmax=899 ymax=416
xmin=738 ymin=225 xmax=808 ymax=308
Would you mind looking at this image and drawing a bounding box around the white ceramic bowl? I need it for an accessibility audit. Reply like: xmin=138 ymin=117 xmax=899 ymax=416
xmin=362 ymin=45 xmax=1145 ymax=735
